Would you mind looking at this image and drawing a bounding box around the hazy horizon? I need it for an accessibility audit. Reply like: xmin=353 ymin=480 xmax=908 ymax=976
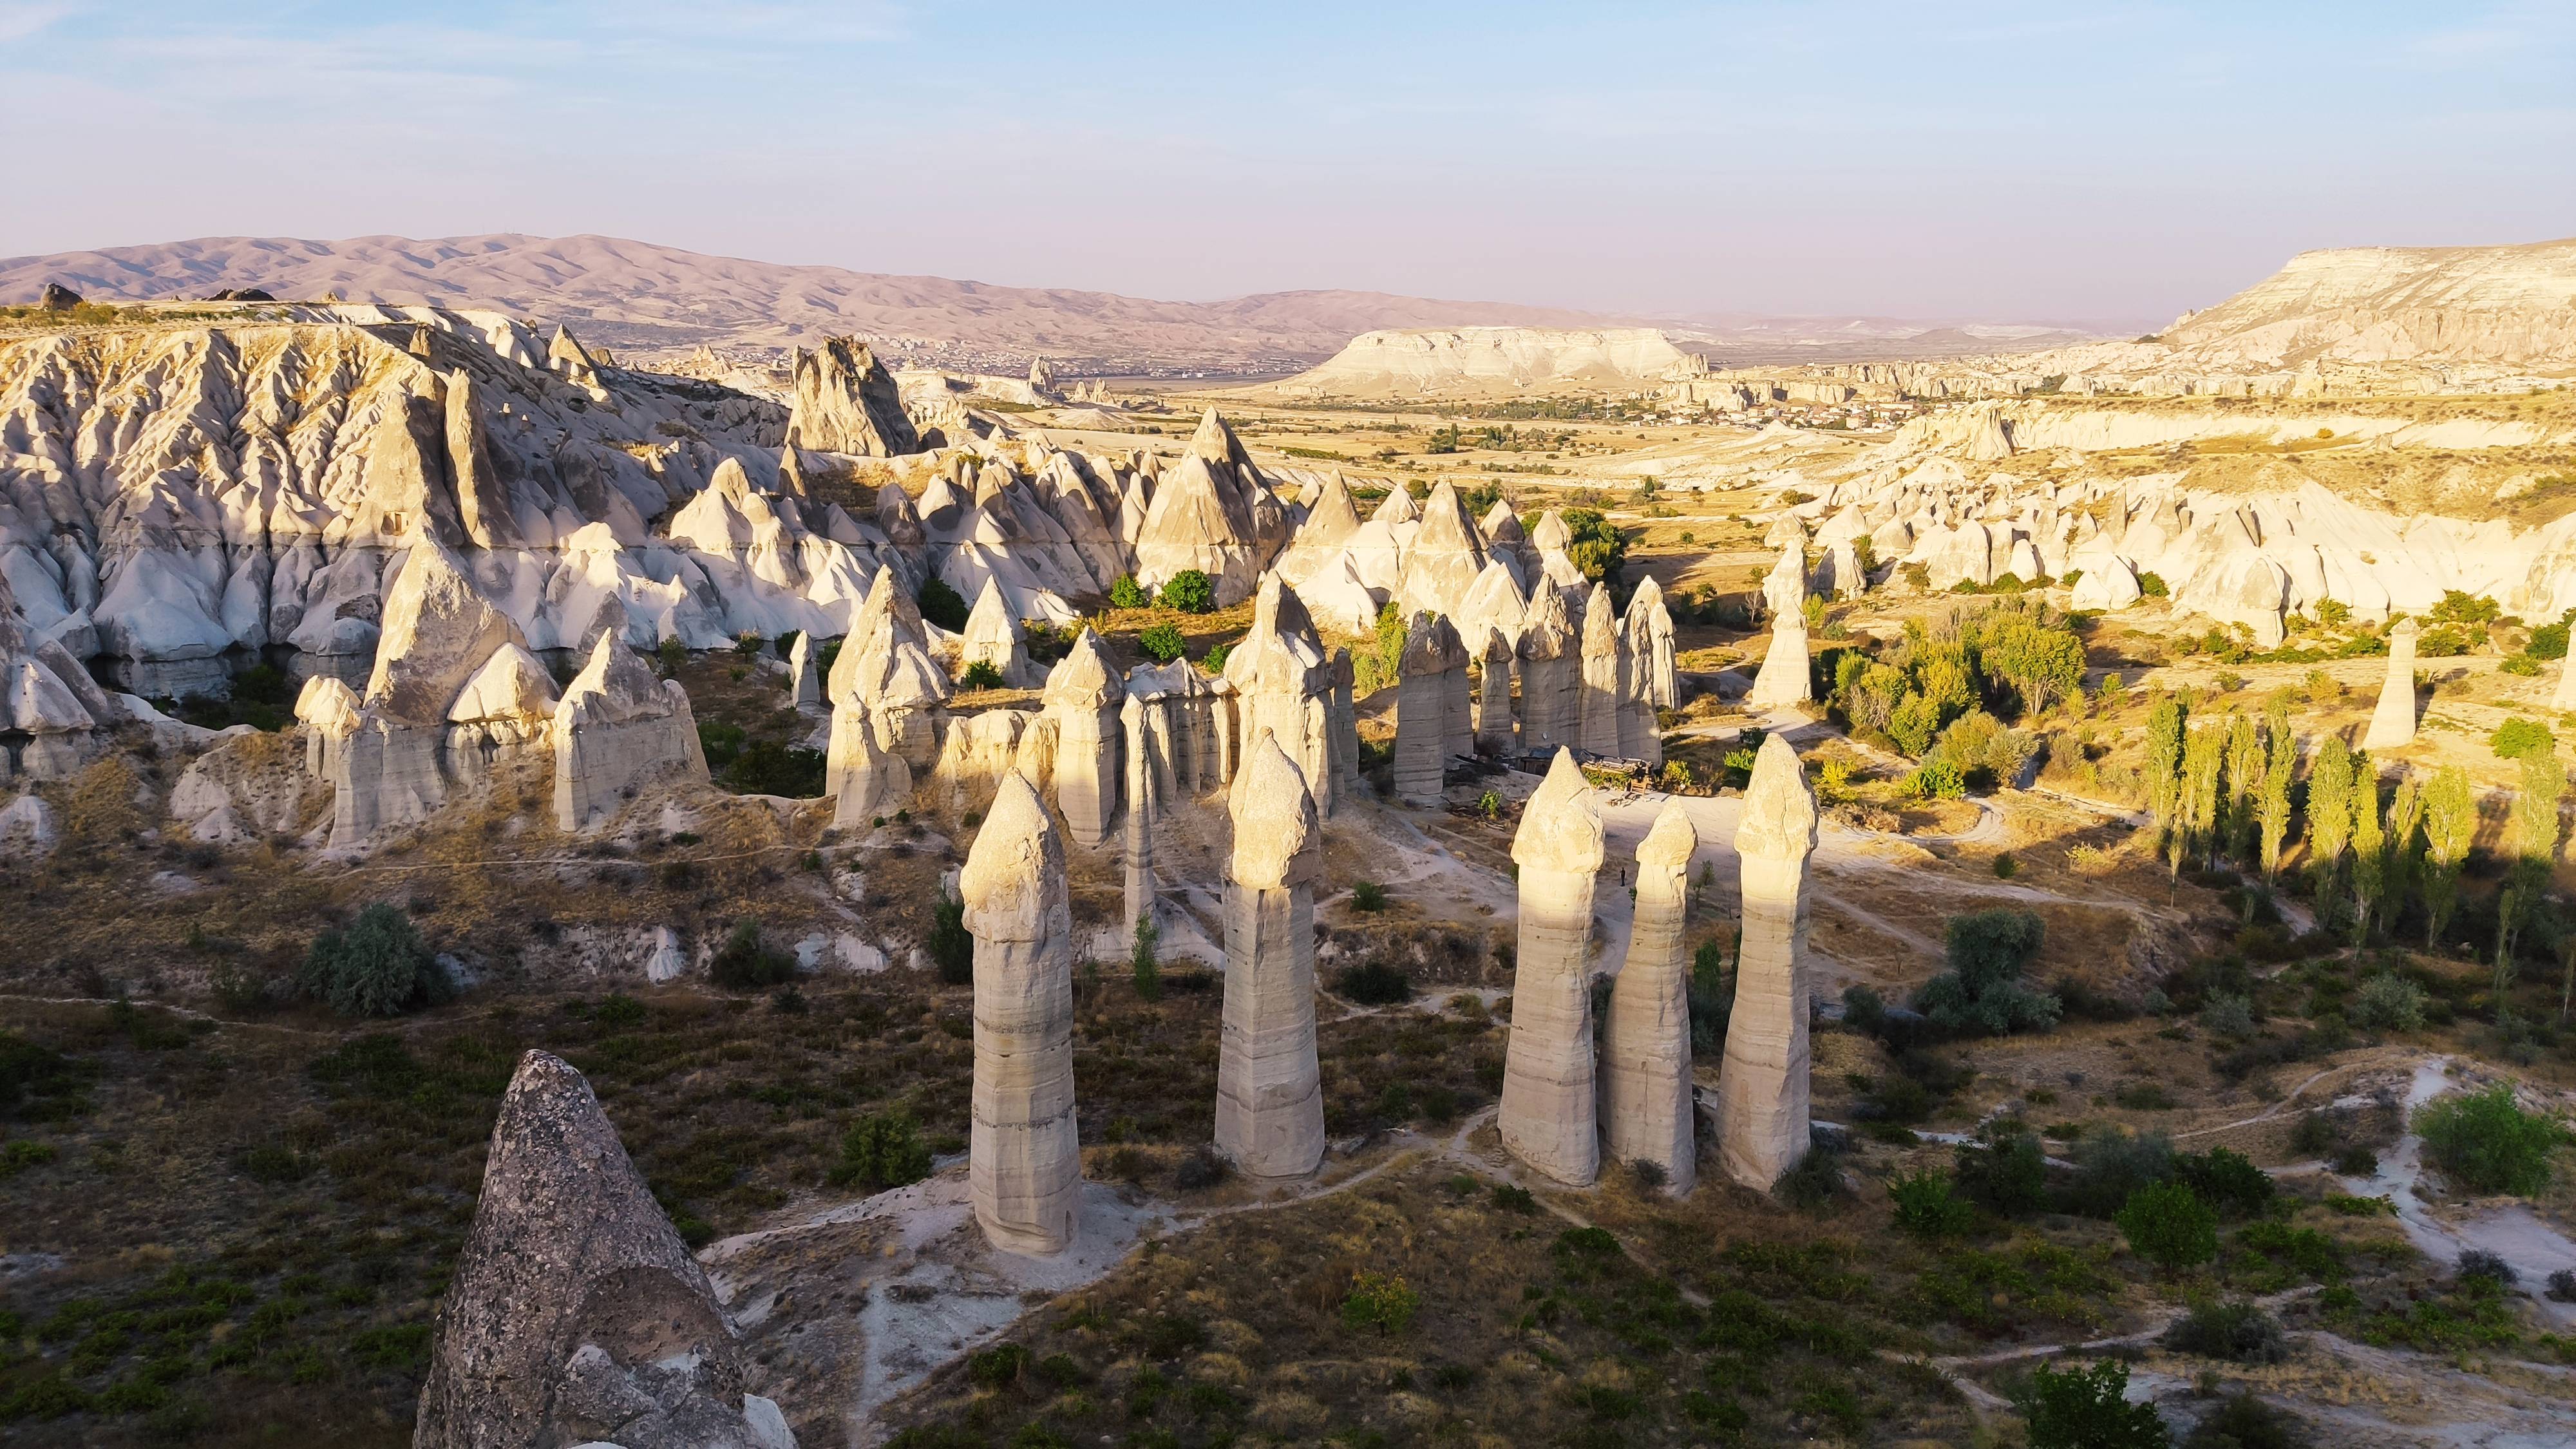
xmin=4 ymin=1 xmax=2571 ymax=327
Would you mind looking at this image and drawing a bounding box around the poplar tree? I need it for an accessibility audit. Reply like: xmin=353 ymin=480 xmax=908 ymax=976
xmin=2383 ymin=775 xmax=2424 ymax=936
xmin=2421 ymin=765 xmax=2477 ymax=951
xmin=2306 ymin=735 xmax=2355 ymax=910
xmin=2224 ymin=711 xmax=2263 ymax=863
xmin=2183 ymin=725 xmax=2226 ymax=873
xmin=2349 ymin=762 xmax=2383 ymax=947
xmin=2496 ymin=753 xmax=2568 ymax=1010
xmin=2145 ymin=694 xmax=2187 ymax=862
xmin=2259 ymin=696 xmax=2295 ymax=881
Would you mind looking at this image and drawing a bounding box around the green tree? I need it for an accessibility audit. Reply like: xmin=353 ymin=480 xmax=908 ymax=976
xmin=928 ymin=891 xmax=973 ymax=985
xmin=2491 ymin=717 xmax=2555 ymax=761
xmin=829 ymin=1109 xmax=934 ymax=1191
xmin=2414 ymin=1084 xmax=2564 ymax=1195
xmin=917 ymin=575 xmax=970 ymax=631
xmin=1108 ymin=574 xmax=1150 ymax=609
xmin=2145 ymin=694 xmax=2188 ymax=859
xmin=2350 ymin=761 xmax=2384 ymax=946
xmin=2497 ymin=753 xmax=2568 ymax=1009
xmin=2381 ymin=775 xmax=2425 ymax=938
xmin=2422 ymin=765 xmax=2477 ymax=949
xmin=1955 ymin=1119 xmax=2050 ymax=1216
xmin=2259 ymin=696 xmax=2295 ymax=880
xmin=2117 ymin=1180 xmax=2219 ymax=1272
xmin=298 ymin=904 xmax=450 ymax=1018
xmin=2306 ymin=735 xmax=2354 ymax=907
xmin=2224 ymin=711 xmax=2264 ymax=862
xmin=1889 ymin=1169 xmax=1973 ymax=1238
xmin=1157 ymin=569 xmax=1217 ymax=614
xmin=2016 ymin=1359 xmax=2168 ymax=1449
xmin=1130 ymin=914 xmax=1162 ymax=1001
xmin=1137 ymin=622 xmax=1188 ymax=663
xmin=2181 ymin=724 xmax=2226 ymax=875
xmin=1913 ymin=909 xmax=2060 ymax=1035
xmin=1340 ymin=1271 xmax=1421 ymax=1335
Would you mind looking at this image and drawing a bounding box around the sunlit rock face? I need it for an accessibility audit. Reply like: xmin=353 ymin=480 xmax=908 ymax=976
xmin=1499 ymin=749 xmax=1607 ymax=1186
xmin=1716 ymin=736 xmax=1818 ymax=1190
xmin=962 ymin=773 xmax=1081 ymax=1255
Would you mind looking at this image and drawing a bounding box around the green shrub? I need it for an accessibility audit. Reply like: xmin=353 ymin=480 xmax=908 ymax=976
xmin=2348 ymin=973 xmax=2426 ymax=1032
xmin=928 ymin=893 xmax=972 ymax=985
xmin=1340 ymin=1271 xmax=1420 ymax=1335
xmin=917 ymin=576 xmax=970 ymax=631
xmin=829 ymin=1110 xmax=934 ymax=1191
xmin=298 ymin=904 xmax=450 ymax=1018
xmin=1350 ymin=881 xmax=1388 ymax=912
xmin=2180 ymin=1392 xmax=2302 ymax=1449
xmin=1954 ymin=1119 xmax=2049 ymax=1216
xmin=1108 ymin=574 xmax=1149 ymax=609
xmin=2061 ymin=1127 xmax=2174 ymax=1218
xmin=2016 ymin=1359 xmax=2166 ymax=1449
xmin=2201 ymin=992 xmax=2256 ymax=1038
xmin=2117 ymin=1180 xmax=2219 ymax=1272
xmin=2491 ymin=717 xmax=2555 ymax=761
xmin=697 ymin=719 xmax=748 ymax=769
xmin=2414 ymin=1084 xmax=2563 ymax=1196
xmin=722 ymin=740 xmax=825 ymax=796
xmin=708 ymin=920 xmax=796 ymax=990
xmin=1333 ymin=961 xmax=1412 ymax=1005
xmin=1157 ymin=569 xmax=1216 ymax=614
xmin=959 ymin=659 xmax=1007 ymax=690
xmin=2161 ymin=1301 xmax=2288 ymax=1363
xmin=2136 ymin=572 xmax=2169 ymax=598
xmin=1906 ymin=757 xmax=1967 ymax=799
xmin=1131 ymin=914 xmax=1161 ymax=1001
xmin=2175 ymin=1147 xmax=2275 ymax=1219
xmin=1913 ymin=909 xmax=2060 ymax=1036
xmin=1 ymin=1139 xmax=60 ymax=1179
xmin=1889 ymin=1169 xmax=1973 ymax=1238
xmin=1137 ymin=623 xmax=1188 ymax=663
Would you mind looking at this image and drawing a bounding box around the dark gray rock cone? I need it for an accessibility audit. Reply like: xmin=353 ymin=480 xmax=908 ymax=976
xmin=415 ymin=1050 xmax=792 ymax=1449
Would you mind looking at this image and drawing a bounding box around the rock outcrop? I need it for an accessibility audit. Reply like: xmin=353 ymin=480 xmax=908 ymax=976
xmin=1396 ymin=611 xmax=1466 ymax=806
xmin=1215 ymin=737 xmax=1327 ymax=1180
xmin=553 ymin=631 xmax=711 ymax=832
xmin=1716 ymin=736 xmax=1818 ymax=1189
xmin=1516 ymin=582 xmax=1579 ymax=753
xmin=783 ymin=335 xmax=916 ymax=457
xmin=1121 ymin=696 xmax=1156 ymax=932
xmin=961 ymin=773 xmax=1081 ymax=1255
xmin=1038 ymin=628 xmax=1124 ymax=847
xmin=2362 ymin=616 xmax=2420 ymax=750
xmin=1499 ymin=750 xmax=1606 ymax=1186
xmin=1475 ymin=625 xmax=1518 ymax=755
xmin=1600 ymin=800 xmax=1698 ymax=1193
xmin=1132 ymin=410 xmax=1284 ymax=605
xmin=415 ymin=1050 xmax=791 ymax=1449
xmin=1222 ymin=574 xmax=1340 ymax=818
xmin=959 ymin=578 xmax=1036 ymax=687
xmin=1577 ymin=584 xmax=1627 ymax=757
xmin=1746 ymin=546 xmax=1812 ymax=710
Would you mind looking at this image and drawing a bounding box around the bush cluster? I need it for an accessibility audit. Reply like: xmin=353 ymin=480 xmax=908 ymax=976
xmin=298 ymin=904 xmax=451 ymax=1018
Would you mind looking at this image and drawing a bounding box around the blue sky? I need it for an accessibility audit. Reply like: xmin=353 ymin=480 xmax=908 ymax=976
xmin=3 ymin=1 xmax=2571 ymax=324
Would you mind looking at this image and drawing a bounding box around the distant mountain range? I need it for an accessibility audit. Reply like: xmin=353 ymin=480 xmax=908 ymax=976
xmin=0 ymin=232 xmax=2109 ymax=374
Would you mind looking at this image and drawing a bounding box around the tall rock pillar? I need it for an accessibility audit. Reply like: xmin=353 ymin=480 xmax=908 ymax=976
xmin=1039 ymin=628 xmax=1124 ymax=848
xmin=1601 ymin=799 xmax=1698 ymax=1193
xmin=1745 ymin=546 xmax=1812 ymax=710
xmin=1215 ymin=738 xmax=1326 ymax=1179
xmin=1716 ymin=735 xmax=1818 ymax=1189
xmin=1577 ymin=583 xmax=1625 ymax=755
xmin=1475 ymin=625 xmax=1518 ymax=756
xmin=961 ymin=773 xmax=1081 ymax=1254
xmin=1396 ymin=611 xmax=1466 ymax=807
xmin=2362 ymin=617 xmax=2420 ymax=750
xmin=1122 ymin=696 xmax=1155 ymax=931
xmin=1517 ymin=584 xmax=1578 ymax=752
xmin=1499 ymin=749 xmax=1607 ymax=1186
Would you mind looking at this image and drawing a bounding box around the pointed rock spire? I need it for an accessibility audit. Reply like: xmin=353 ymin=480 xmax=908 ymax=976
xmin=1500 ymin=750 xmax=1607 ymax=1186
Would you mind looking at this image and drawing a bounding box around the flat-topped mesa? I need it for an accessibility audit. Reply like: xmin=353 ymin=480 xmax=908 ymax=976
xmin=1500 ymin=749 xmax=1608 ymax=1186
xmin=1223 ymin=573 xmax=1340 ymax=817
xmin=1716 ymin=735 xmax=1819 ymax=1189
xmin=1215 ymin=737 xmax=1327 ymax=1179
xmin=1602 ymin=799 xmax=1700 ymax=1193
xmin=784 ymin=334 xmax=916 ymax=457
xmin=2363 ymin=616 xmax=2421 ymax=750
xmin=1121 ymin=695 xmax=1156 ymax=933
xmin=1039 ymin=627 xmax=1125 ymax=848
xmin=1475 ymin=624 xmax=1519 ymax=756
xmin=414 ymin=1051 xmax=791 ymax=1449
xmin=1395 ymin=611 xmax=1468 ymax=806
xmin=960 ymin=578 xmax=1036 ymax=688
xmin=1516 ymin=580 xmax=1580 ymax=753
xmin=551 ymin=630 xmax=710 ymax=833
xmin=962 ymin=772 xmax=1081 ymax=1255
xmin=1577 ymin=583 xmax=1627 ymax=757
xmin=1745 ymin=545 xmax=1813 ymax=710
xmin=1396 ymin=479 xmax=1492 ymax=621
